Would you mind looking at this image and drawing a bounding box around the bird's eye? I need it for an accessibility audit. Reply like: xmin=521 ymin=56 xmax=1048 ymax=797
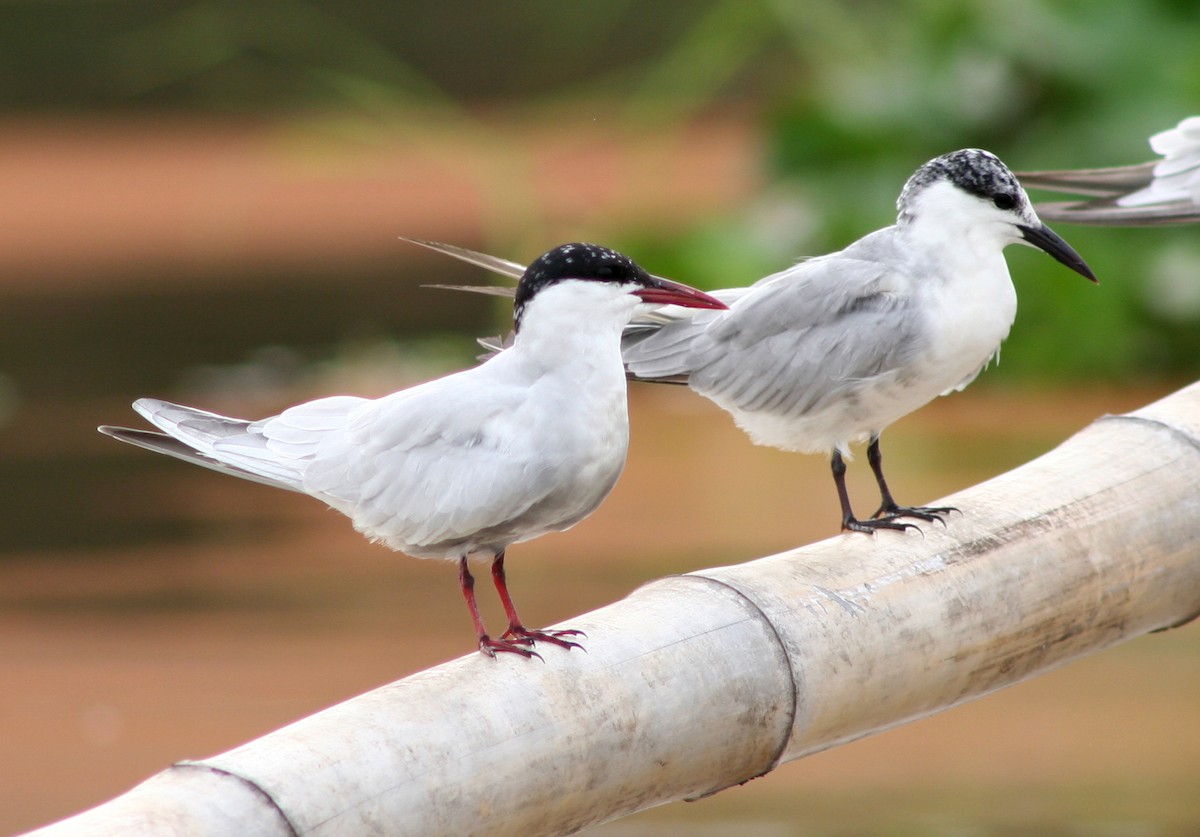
xmin=993 ymin=193 xmax=1017 ymax=210
xmin=594 ymin=265 xmax=616 ymax=279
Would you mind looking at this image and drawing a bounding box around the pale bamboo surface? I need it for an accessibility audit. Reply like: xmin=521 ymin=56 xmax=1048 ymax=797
xmin=24 ymin=382 xmax=1200 ymax=837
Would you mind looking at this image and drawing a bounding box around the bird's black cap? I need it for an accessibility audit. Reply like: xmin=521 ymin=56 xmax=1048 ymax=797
xmin=513 ymin=243 xmax=650 ymax=331
xmin=899 ymin=148 xmax=1025 ymax=217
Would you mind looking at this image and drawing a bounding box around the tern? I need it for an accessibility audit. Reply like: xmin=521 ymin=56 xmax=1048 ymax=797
xmin=1019 ymin=115 xmax=1200 ymax=226
xmin=99 ymin=243 xmax=726 ymax=659
xmin=415 ymin=149 xmax=1097 ymax=533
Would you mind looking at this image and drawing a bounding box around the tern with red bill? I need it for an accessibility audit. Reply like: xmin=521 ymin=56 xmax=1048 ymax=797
xmin=100 ymin=243 xmax=726 ymax=659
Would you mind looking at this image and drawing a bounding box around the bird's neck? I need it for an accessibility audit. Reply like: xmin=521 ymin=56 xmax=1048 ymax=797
xmin=897 ymin=182 xmax=1014 ymax=278
xmin=510 ymin=284 xmax=638 ymax=380
xmin=896 ymin=203 xmax=1018 ymax=365
xmin=898 ymin=209 xmax=1010 ymax=281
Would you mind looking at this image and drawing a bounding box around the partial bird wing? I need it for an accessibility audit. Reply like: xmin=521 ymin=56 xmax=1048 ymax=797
xmin=1018 ymin=162 xmax=1158 ymax=199
xmin=294 ymin=364 xmax=578 ymax=550
xmin=402 ymin=237 xmax=526 ymax=279
xmin=1019 ymin=116 xmax=1200 ymax=226
xmin=104 ymin=373 xmax=573 ymax=552
xmin=405 ymin=236 xmax=522 ymax=300
xmin=100 ymin=398 xmax=332 ymax=492
xmin=1025 ymin=197 xmax=1200 ymax=227
xmin=408 ymin=237 xmax=709 ymax=308
xmin=423 ymin=284 xmax=517 ymax=298
xmin=98 ymin=425 xmax=307 ymax=492
xmin=623 ymin=244 xmax=923 ymax=417
xmin=475 ymin=333 xmax=512 ymax=356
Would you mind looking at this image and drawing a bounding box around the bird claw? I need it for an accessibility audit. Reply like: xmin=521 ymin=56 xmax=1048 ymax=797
xmin=501 ymin=626 xmax=587 ymax=652
xmin=874 ymin=504 xmax=959 ymax=526
xmin=843 ymin=516 xmax=922 ymax=535
xmin=478 ymin=635 xmax=545 ymax=661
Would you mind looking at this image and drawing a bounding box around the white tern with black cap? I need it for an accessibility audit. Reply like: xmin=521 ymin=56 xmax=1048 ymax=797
xmin=100 ymin=243 xmax=727 ymax=659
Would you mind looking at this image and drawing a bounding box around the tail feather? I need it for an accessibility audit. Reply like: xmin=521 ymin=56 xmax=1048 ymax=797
xmin=107 ymin=398 xmax=310 ymax=492
xmin=98 ymin=425 xmax=305 ymax=492
xmin=133 ymin=398 xmax=252 ymax=454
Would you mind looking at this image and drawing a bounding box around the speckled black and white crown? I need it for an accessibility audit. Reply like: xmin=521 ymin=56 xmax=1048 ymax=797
xmin=513 ymin=243 xmax=650 ymax=331
xmin=898 ymin=148 xmax=1026 ymax=220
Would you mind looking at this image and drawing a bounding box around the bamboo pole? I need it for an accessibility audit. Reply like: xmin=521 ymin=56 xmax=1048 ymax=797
xmin=25 ymin=382 xmax=1200 ymax=837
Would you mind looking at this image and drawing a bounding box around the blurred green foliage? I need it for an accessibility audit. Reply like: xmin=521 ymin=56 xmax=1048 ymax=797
xmin=2 ymin=0 xmax=1198 ymax=382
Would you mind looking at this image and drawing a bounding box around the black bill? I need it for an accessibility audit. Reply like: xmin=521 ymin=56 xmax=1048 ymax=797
xmin=1017 ymin=223 xmax=1098 ymax=283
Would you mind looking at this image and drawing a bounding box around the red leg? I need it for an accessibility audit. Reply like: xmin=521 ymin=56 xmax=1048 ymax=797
xmin=492 ymin=552 xmax=585 ymax=652
xmin=458 ymin=556 xmax=540 ymax=660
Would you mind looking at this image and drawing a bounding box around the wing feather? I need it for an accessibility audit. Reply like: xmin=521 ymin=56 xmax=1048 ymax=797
xmin=293 ymin=364 xmax=570 ymax=551
xmin=623 ymin=237 xmax=924 ymax=420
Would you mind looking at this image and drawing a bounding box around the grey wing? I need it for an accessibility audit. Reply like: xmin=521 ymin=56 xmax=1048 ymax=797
xmin=298 ymin=373 xmax=567 ymax=549
xmin=624 ymin=255 xmax=923 ymax=417
xmin=620 ymin=286 xmax=761 ymax=381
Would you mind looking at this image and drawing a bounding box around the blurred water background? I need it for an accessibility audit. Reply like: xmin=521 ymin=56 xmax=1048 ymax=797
xmin=1 ymin=2 xmax=1198 ymax=834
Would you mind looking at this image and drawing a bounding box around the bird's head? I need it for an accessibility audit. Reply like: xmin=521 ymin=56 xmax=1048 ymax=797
xmin=898 ymin=148 xmax=1097 ymax=283
xmin=512 ymin=243 xmax=726 ymax=332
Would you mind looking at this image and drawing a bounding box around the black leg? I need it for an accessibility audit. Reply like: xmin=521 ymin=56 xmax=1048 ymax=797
xmin=867 ymin=435 xmax=957 ymax=525
xmin=832 ymin=449 xmax=915 ymax=534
